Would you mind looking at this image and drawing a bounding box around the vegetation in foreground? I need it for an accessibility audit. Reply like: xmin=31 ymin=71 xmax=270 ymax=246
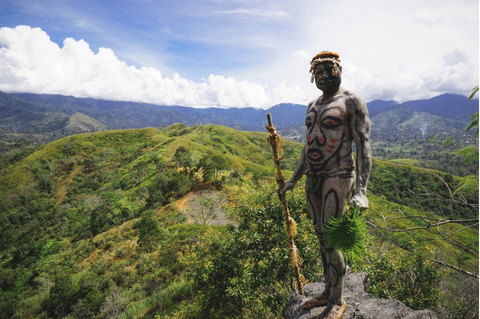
xmin=0 ymin=124 xmax=477 ymax=318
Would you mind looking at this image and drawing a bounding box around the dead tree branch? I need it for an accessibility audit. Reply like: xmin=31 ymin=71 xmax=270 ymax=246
xmin=432 ymin=259 xmax=479 ymax=279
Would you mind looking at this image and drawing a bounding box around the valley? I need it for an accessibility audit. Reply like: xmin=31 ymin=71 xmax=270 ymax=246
xmin=0 ymin=92 xmax=478 ymax=318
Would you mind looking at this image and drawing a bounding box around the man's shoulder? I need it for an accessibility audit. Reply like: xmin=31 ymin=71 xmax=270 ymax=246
xmin=341 ymin=89 xmax=364 ymax=103
xmin=307 ymin=96 xmax=320 ymax=113
xmin=341 ymin=89 xmax=367 ymax=110
xmin=308 ymin=95 xmax=321 ymax=105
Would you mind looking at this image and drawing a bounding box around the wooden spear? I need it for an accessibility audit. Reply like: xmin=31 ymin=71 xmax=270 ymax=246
xmin=265 ymin=113 xmax=304 ymax=295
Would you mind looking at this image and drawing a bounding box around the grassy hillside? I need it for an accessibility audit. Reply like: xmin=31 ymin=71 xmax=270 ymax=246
xmin=0 ymin=124 xmax=477 ymax=318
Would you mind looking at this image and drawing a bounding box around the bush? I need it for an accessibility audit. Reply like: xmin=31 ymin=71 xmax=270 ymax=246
xmin=181 ymin=181 xmax=321 ymax=318
xmin=135 ymin=211 xmax=169 ymax=253
xmin=354 ymin=244 xmax=441 ymax=310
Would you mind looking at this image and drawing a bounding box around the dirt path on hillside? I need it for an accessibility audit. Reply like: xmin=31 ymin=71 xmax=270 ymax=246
xmin=175 ymin=182 xmax=214 ymax=211
xmin=167 ymin=182 xmax=231 ymax=225
xmin=55 ymin=165 xmax=83 ymax=205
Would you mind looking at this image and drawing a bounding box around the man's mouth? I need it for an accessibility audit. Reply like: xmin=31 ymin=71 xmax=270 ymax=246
xmin=319 ymin=80 xmax=334 ymax=85
xmin=307 ymin=148 xmax=324 ymax=162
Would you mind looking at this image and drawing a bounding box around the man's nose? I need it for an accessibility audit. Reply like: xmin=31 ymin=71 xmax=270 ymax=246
xmin=319 ymin=70 xmax=328 ymax=78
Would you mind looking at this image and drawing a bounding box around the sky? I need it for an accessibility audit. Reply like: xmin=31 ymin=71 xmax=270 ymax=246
xmin=0 ymin=0 xmax=478 ymax=109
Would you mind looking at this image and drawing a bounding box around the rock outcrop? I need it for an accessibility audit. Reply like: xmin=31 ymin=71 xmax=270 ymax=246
xmin=282 ymin=272 xmax=437 ymax=319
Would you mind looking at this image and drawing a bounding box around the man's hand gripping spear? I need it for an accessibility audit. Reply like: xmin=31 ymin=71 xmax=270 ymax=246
xmin=265 ymin=113 xmax=305 ymax=295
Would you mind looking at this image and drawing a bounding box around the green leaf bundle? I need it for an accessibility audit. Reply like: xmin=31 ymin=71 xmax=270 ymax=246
xmin=323 ymin=205 xmax=367 ymax=261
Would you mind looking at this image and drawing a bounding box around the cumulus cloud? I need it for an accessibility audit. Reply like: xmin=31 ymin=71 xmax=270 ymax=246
xmin=292 ymin=50 xmax=312 ymax=62
xmin=0 ymin=25 xmax=308 ymax=109
xmin=339 ymin=52 xmax=478 ymax=103
xmin=300 ymin=0 xmax=478 ymax=102
xmin=1 ymin=24 xmax=477 ymax=108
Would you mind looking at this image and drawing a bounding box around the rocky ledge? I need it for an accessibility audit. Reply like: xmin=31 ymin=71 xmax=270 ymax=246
xmin=282 ymin=272 xmax=437 ymax=319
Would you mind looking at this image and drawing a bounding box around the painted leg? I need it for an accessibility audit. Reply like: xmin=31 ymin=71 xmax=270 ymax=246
xmin=318 ymin=172 xmax=355 ymax=318
xmin=325 ymin=247 xmax=345 ymax=304
xmin=304 ymin=178 xmax=331 ymax=309
xmin=303 ymin=242 xmax=331 ymax=309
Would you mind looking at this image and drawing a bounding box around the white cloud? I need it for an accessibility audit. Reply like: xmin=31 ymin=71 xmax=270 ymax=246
xmin=1 ymin=2 xmax=478 ymax=110
xmin=292 ymin=50 xmax=312 ymax=62
xmin=0 ymin=25 xmax=309 ymax=109
xmin=294 ymin=0 xmax=478 ymax=102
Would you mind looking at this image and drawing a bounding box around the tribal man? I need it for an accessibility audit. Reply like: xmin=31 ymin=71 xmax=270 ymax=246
xmin=281 ymin=51 xmax=371 ymax=319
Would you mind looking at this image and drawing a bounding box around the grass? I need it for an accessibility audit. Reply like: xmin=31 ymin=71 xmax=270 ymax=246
xmin=0 ymin=123 xmax=477 ymax=318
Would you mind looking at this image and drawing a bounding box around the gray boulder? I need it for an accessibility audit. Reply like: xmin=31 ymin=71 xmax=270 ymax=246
xmin=282 ymin=272 xmax=437 ymax=319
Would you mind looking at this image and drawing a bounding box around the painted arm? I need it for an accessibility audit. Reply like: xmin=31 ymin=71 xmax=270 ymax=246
xmin=281 ymin=100 xmax=314 ymax=194
xmin=347 ymin=95 xmax=372 ymax=209
xmin=280 ymin=144 xmax=307 ymax=194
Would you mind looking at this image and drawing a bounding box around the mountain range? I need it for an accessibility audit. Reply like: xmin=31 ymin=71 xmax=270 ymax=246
xmin=0 ymin=91 xmax=477 ymax=141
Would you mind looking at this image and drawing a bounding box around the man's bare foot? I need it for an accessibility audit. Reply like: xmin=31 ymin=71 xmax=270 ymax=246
xmin=302 ymin=292 xmax=329 ymax=309
xmin=317 ymin=299 xmax=347 ymax=319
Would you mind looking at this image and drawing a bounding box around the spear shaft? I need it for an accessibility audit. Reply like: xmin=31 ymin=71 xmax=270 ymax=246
xmin=265 ymin=113 xmax=304 ymax=295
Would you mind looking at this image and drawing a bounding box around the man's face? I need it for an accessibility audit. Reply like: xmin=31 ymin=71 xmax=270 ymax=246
xmin=314 ymin=61 xmax=342 ymax=93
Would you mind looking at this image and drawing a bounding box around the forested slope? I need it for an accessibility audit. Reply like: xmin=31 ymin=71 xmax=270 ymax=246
xmin=0 ymin=124 xmax=477 ymax=318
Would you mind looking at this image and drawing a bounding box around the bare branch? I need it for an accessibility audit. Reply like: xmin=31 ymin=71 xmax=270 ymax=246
xmin=432 ymin=259 xmax=479 ymax=279
xmin=434 ymin=126 xmax=479 ymax=143
xmin=451 ymin=127 xmax=479 ymax=142
xmin=366 ymin=218 xmax=479 ymax=233
xmin=435 ymin=223 xmax=480 ymax=257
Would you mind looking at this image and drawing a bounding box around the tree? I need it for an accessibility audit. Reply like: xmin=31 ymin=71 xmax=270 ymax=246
xmin=198 ymin=154 xmax=230 ymax=184
xmin=196 ymin=191 xmax=225 ymax=225
xmin=135 ymin=210 xmax=168 ymax=253
xmin=173 ymin=146 xmax=194 ymax=168
xmin=199 ymin=194 xmax=215 ymax=225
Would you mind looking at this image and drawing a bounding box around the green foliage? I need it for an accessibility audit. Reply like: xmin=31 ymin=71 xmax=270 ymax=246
xmin=158 ymin=206 xmax=188 ymax=226
xmin=453 ymin=174 xmax=479 ymax=196
xmin=173 ymin=146 xmax=194 ymax=168
xmin=454 ymin=109 xmax=478 ymax=166
xmin=435 ymin=272 xmax=479 ymax=319
xmin=354 ymin=245 xmax=441 ymax=310
xmin=42 ymin=271 xmax=78 ymax=317
xmin=369 ymin=161 xmax=477 ymax=220
xmin=88 ymin=191 xmax=136 ymax=236
xmin=441 ymin=135 xmax=454 ymax=147
xmin=468 ymin=85 xmax=479 ymax=100
xmin=430 ymin=86 xmax=479 ymax=169
xmin=456 ymin=144 xmax=478 ymax=163
xmin=181 ymin=231 xmax=243 ymax=319
xmin=145 ymin=162 xmax=195 ymax=208
xmin=323 ymin=205 xmax=367 ymax=261
xmin=465 ymin=112 xmax=478 ymax=137
xmin=135 ymin=210 xmax=169 ymax=253
xmin=156 ymin=277 xmax=193 ymax=311
xmin=181 ymin=182 xmax=321 ymax=318
xmin=0 ymin=124 xmax=477 ymax=318
xmin=198 ymin=153 xmax=231 ymax=184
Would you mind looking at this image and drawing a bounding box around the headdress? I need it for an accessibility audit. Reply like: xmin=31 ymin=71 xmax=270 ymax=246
xmin=309 ymin=51 xmax=341 ymax=83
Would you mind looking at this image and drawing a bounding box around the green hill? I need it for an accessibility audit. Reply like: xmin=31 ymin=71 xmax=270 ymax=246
xmin=0 ymin=124 xmax=477 ymax=318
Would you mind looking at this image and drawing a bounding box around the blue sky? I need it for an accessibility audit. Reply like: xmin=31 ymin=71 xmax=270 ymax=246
xmin=0 ymin=0 xmax=478 ymax=108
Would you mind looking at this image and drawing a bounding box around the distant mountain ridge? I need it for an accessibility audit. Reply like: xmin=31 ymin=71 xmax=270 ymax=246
xmin=6 ymin=92 xmax=308 ymax=131
xmin=369 ymin=93 xmax=478 ymax=121
xmin=1 ymin=91 xmax=477 ymax=140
